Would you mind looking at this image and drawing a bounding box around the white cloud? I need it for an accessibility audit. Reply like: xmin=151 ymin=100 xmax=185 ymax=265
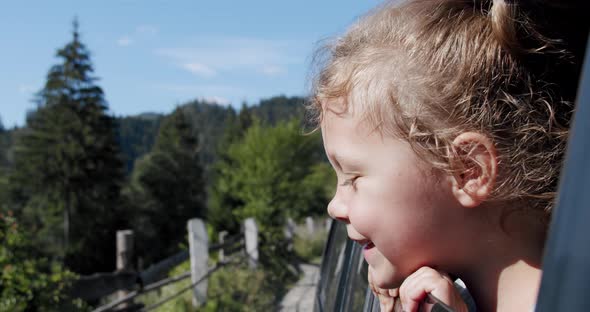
xmin=182 ymin=63 xmax=216 ymax=77
xmin=117 ymin=36 xmax=133 ymax=47
xmin=156 ymin=37 xmax=300 ymax=77
xmin=200 ymin=96 xmax=231 ymax=106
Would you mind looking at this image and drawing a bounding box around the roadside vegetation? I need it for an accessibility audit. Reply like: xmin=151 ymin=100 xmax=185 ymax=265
xmin=0 ymin=20 xmax=334 ymax=310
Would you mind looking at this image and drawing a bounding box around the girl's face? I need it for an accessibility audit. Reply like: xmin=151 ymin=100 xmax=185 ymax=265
xmin=321 ymin=105 xmax=462 ymax=288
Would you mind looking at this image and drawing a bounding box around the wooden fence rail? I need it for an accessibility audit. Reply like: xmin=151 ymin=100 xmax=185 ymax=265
xmin=70 ymin=271 xmax=137 ymax=301
xmin=71 ymin=217 xmax=257 ymax=308
xmin=139 ymin=250 xmax=189 ymax=286
xmin=77 ymin=216 xmax=328 ymax=311
xmin=94 ymin=257 xmax=243 ymax=312
xmin=91 ymin=271 xmax=192 ymax=312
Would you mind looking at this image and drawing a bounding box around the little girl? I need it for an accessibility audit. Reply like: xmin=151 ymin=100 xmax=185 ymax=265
xmin=308 ymin=0 xmax=588 ymax=311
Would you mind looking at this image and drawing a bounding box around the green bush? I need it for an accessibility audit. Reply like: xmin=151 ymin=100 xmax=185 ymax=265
xmin=293 ymin=226 xmax=328 ymax=264
xmin=0 ymin=212 xmax=87 ymax=312
xmin=135 ymin=260 xmax=195 ymax=312
xmin=136 ymin=260 xmax=287 ymax=312
xmin=202 ymin=264 xmax=277 ymax=312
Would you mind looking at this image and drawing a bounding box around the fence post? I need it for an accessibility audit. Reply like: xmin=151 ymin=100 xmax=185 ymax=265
xmin=116 ymin=230 xmax=134 ymax=307
xmin=188 ymin=218 xmax=208 ymax=307
xmin=244 ymin=218 xmax=258 ymax=269
xmin=218 ymin=231 xmax=228 ymax=262
xmin=306 ymin=216 xmax=315 ymax=235
xmin=284 ymin=217 xmax=296 ymax=251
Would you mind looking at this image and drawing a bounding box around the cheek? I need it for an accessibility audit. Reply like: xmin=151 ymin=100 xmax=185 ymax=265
xmin=347 ymin=181 xmax=381 ymax=224
xmin=351 ymin=177 xmax=421 ymax=220
xmin=347 ymin=180 xmax=402 ymax=238
xmin=347 ymin=204 xmax=377 ymax=235
xmin=350 ymin=175 xmax=443 ymax=249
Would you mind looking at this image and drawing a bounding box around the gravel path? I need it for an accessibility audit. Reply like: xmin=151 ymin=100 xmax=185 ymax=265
xmin=279 ymin=263 xmax=320 ymax=312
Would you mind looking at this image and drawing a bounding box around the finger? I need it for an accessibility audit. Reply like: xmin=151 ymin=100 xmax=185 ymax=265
xmin=388 ymin=287 xmax=399 ymax=298
xmin=411 ymin=277 xmax=450 ymax=308
xmin=437 ymin=271 xmax=454 ymax=286
xmin=378 ymin=292 xmax=396 ymax=312
xmin=369 ymin=267 xmax=398 ymax=297
xmin=400 ymin=267 xmax=450 ymax=312
xmin=421 ymin=293 xmax=456 ymax=312
xmin=394 ymin=298 xmax=405 ymax=312
xmin=402 ymin=267 xmax=443 ymax=299
xmin=399 ymin=268 xmax=434 ymax=311
xmin=368 ymin=265 xmax=401 ymax=311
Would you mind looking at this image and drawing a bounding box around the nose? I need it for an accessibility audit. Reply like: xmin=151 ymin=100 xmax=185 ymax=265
xmin=327 ymin=190 xmax=349 ymax=223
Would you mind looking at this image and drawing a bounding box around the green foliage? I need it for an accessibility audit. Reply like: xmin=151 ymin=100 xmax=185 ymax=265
xmin=9 ymin=20 xmax=124 ymax=273
xmin=135 ymin=261 xmax=281 ymax=312
xmin=202 ymin=265 xmax=277 ymax=312
xmin=0 ymin=178 xmax=5 ymax=209
xmin=207 ymin=105 xmax=253 ymax=236
xmin=293 ymin=224 xmax=328 ymax=264
xmin=0 ymin=127 xmax=14 ymax=170
xmin=124 ymin=108 xmax=206 ymax=264
xmin=208 ymin=118 xmax=334 ymax=298
xmin=180 ymin=101 xmax=235 ymax=174
xmin=115 ymin=101 xmax=235 ymax=180
xmin=135 ymin=260 xmax=195 ymax=312
xmin=222 ymin=119 xmax=330 ymax=225
xmin=0 ymin=213 xmax=87 ymax=311
xmin=116 ymin=113 xmax=163 ymax=173
xmin=249 ymin=96 xmax=306 ymax=127
xmin=297 ymin=163 xmax=337 ymax=218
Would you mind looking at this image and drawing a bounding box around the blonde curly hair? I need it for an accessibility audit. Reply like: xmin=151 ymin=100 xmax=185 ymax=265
xmin=309 ymin=0 xmax=588 ymax=218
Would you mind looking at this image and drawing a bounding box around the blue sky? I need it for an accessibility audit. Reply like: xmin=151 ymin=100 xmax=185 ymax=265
xmin=0 ymin=0 xmax=382 ymax=128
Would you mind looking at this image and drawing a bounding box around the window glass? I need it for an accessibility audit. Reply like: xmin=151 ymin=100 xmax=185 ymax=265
xmin=343 ymin=245 xmax=371 ymax=311
xmin=316 ymin=221 xmax=350 ymax=311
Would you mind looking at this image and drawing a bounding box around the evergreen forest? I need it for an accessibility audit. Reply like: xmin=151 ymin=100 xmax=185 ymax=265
xmin=0 ymin=21 xmax=334 ymax=311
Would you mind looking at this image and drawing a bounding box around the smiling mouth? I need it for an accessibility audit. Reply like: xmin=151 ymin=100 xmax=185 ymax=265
xmin=364 ymin=241 xmax=375 ymax=250
xmin=349 ymin=237 xmax=375 ymax=249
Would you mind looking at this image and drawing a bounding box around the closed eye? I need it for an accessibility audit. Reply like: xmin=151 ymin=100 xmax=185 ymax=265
xmin=340 ymin=176 xmax=358 ymax=187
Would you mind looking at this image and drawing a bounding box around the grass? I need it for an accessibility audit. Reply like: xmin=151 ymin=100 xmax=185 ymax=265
xmin=292 ymin=220 xmax=328 ymax=265
xmin=132 ymin=219 xmax=329 ymax=311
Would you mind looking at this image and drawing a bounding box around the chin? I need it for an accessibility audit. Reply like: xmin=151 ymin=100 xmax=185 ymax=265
xmin=369 ymin=265 xmax=403 ymax=289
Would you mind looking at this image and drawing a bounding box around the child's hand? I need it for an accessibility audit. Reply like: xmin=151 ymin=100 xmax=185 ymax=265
xmin=368 ymin=266 xmax=399 ymax=311
xmin=399 ymin=266 xmax=468 ymax=312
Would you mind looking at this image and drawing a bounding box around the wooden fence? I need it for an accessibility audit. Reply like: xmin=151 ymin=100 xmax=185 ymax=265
xmin=71 ymin=217 xmax=259 ymax=312
xmin=72 ymin=216 xmax=328 ymax=311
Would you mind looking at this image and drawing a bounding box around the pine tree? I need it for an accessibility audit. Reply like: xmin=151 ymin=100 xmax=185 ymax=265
xmin=207 ymin=104 xmax=253 ymax=235
xmin=11 ymin=19 xmax=124 ymax=273
xmin=124 ymin=107 xmax=206 ymax=263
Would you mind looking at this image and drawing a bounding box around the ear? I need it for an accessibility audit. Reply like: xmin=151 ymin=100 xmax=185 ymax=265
xmin=450 ymin=132 xmax=497 ymax=208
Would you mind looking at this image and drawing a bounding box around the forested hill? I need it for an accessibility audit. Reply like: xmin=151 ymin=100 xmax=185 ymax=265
xmin=118 ymin=95 xmax=307 ymax=174
xmin=253 ymin=95 xmax=307 ymax=126
xmin=116 ymin=113 xmax=163 ymax=173
xmin=0 ymin=95 xmax=307 ymax=175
